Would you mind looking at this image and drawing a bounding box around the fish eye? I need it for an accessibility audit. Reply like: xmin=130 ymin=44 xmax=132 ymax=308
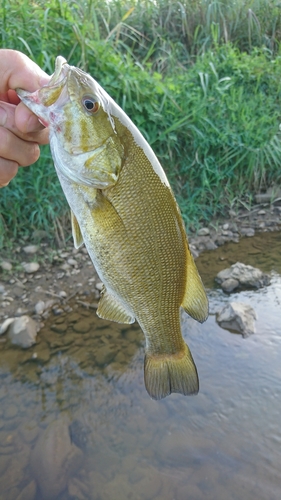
xmin=82 ymin=96 xmax=100 ymax=113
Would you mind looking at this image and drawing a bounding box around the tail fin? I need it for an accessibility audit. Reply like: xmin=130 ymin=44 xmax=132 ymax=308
xmin=144 ymin=343 xmax=199 ymax=400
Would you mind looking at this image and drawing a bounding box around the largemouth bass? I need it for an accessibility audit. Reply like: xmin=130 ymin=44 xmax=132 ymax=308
xmin=17 ymin=56 xmax=208 ymax=400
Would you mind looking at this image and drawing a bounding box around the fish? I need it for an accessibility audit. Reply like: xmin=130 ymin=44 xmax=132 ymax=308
xmin=17 ymin=56 xmax=208 ymax=400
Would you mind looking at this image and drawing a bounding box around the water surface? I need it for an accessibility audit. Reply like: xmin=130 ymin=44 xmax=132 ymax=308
xmin=0 ymin=232 xmax=280 ymax=500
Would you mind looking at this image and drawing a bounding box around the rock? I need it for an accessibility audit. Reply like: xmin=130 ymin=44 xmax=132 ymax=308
xmin=34 ymin=300 xmax=45 ymax=315
xmin=19 ymin=420 xmax=39 ymax=444
xmin=22 ymin=262 xmax=40 ymax=274
xmin=73 ymin=319 xmax=91 ymax=333
xmin=95 ymin=282 xmax=103 ymax=291
xmin=240 ymin=227 xmax=255 ymax=237
xmin=216 ymin=302 xmax=256 ymax=337
xmin=0 ymin=318 xmax=15 ymax=335
xmin=23 ymin=245 xmax=39 ymax=254
xmin=255 ymin=186 xmax=281 ymax=204
xmin=221 ymin=278 xmax=239 ymax=293
xmin=60 ymin=263 xmax=71 ymax=271
xmin=8 ymin=316 xmax=37 ymax=348
xmin=0 ymin=261 xmax=12 ymax=271
xmin=203 ymin=238 xmax=217 ymax=250
xmin=30 ymin=417 xmax=84 ymax=500
xmin=0 ymin=285 xmax=5 ymax=294
xmin=197 ymin=227 xmax=210 ymax=236
xmin=15 ymin=480 xmax=36 ymax=500
xmin=51 ymin=323 xmax=67 ymax=333
xmin=95 ymin=346 xmax=116 ymax=366
xmin=216 ymin=262 xmax=270 ymax=290
xmin=67 ymin=258 xmax=78 ymax=267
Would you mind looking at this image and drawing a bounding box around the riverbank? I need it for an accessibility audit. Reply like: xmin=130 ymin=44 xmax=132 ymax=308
xmin=0 ymin=202 xmax=280 ymax=323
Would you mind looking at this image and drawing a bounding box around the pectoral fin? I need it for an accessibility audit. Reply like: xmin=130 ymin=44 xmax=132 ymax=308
xmin=97 ymin=289 xmax=135 ymax=324
xmin=181 ymin=247 xmax=209 ymax=323
xmin=71 ymin=210 xmax=84 ymax=249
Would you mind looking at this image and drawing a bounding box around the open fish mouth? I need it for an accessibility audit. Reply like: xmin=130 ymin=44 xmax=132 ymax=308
xmin=16 ymin=56 xmax=71 ymax=127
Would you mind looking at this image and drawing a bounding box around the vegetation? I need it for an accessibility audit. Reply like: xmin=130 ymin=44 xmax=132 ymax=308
xmin=1 ymin=0 xmax=281 ymax=245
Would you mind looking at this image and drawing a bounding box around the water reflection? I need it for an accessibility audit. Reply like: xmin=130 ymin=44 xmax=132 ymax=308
xmin=0 ymin=232 xmax=280 ymax=499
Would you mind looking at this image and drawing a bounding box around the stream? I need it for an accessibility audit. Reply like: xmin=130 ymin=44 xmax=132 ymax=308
xmin=0 ymin=231 xmax=280 ymax=500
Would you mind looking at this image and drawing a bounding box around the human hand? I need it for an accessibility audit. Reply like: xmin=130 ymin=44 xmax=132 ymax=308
xmin=0 ymin=49 xmax=50 ymax=187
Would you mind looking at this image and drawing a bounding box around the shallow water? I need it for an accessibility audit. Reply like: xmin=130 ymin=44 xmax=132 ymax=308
xmin=0 ymin=232 xmax=280 ymax=500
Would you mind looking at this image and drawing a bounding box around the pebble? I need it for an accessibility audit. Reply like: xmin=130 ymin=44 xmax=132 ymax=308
xmin=0 ymin=285 xmax=5 ymax=294
xmin=197 ymin=227 xmax=210 ymax=236
xmin=221 ymin=278 xmax=240 ymax=293
xmin=95 ymin=282 xmax=103 ymax=291
xmin=0 ymin=318 xmax=15 ymax=335
xmin=34 ymin=300 xmax=45 ymax=315
xmin=22 ymin=245 xmax=39 ymax=254
xmin=95 ymin=346 xmax=116 ymax=366
xmin=73 ymin=320 xmax=91 ymax=333
xmin=67 ymin=258 xmax=78 ymax=267
xmin=60 ymin=263 xmax=71 ymax=271
xmin=51 ymin=323 xmax=67 ymax=333
xmin=22 ymin=262 xmax=40 ymax=273
xmin=0 ymin=261 xmax=12 ymax=271
xmin=19 ymin=421 xmax=39 ymax=444
xmin=52 ymin=307 xmax=64 ymax=315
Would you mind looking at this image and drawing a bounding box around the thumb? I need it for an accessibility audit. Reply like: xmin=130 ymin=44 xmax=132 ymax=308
xmin=1 ymin=50 xmax=50 ymax=93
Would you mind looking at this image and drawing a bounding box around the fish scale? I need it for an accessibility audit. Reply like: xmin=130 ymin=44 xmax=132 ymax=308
xmin=17 ymin=56 xmax=208 ymax=400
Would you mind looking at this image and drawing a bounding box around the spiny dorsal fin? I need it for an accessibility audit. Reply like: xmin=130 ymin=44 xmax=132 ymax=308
xmin=71 ymin=210 xmax=84 ymax=249
xmin=97 ymin=289 xmax=135 ymax=324
xmin=181 ymin=246 xmax=209 ymax=323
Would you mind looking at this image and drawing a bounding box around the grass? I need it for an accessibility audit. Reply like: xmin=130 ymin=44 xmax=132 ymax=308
xmin=1 ymin=0 xmax=281 ymax=246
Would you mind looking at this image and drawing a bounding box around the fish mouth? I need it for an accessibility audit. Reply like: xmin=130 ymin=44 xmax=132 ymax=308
xmin=17 ymin=56 xmax=71 ymax=127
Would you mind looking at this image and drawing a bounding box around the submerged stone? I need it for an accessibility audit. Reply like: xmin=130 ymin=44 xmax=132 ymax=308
xmin=216 ymin=302 xmax=256 ymax=338
xmin=31 ymin=416 xmax=83 ymax=500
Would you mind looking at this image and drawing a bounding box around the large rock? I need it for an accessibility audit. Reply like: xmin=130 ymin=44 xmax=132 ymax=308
xmin=216 ymin=302 xmax=256 ymax=338
xmin=8 ymin=316 xmax=37 ymax=348
xmin=30 ymin=417 xmax=83 ymax=500
xmin=216 ymin=262 xmax=270 ymax=292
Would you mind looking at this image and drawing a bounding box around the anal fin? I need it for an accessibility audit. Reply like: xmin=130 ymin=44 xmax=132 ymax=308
xmin=181 ymin=246 xmax=209 ymax=323
xmin=97 ymin=289 xmax=135 ymax=324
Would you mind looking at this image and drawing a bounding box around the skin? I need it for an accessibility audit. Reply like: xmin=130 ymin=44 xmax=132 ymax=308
xmin=0 ymin=49 xmax=50 ymax=187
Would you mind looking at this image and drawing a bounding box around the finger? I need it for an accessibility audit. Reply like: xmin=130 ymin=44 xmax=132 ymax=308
xmin=1 ymin=50 xmax=50 ymax=94
xmin=15 ymin=101 xmax=49 ymax=139
xmin=0 ymin=102 xmax=49 ymax=145
xmin=0 ymin=158 xmax=18 ymax=186
xmin=0 ymin=127 xmax=40 ymax=167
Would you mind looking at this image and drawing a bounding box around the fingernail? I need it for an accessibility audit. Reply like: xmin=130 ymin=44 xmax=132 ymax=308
xmin=0 ymin=106 xmax=7 ymax=126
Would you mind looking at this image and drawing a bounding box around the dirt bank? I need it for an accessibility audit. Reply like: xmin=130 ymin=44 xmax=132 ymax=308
xmin=0 ymin=202 xmax=280 ymax=322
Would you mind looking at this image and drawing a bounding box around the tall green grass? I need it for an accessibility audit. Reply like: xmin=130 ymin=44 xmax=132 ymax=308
xmin=1 ymin=0 xmax=281 ymax=246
